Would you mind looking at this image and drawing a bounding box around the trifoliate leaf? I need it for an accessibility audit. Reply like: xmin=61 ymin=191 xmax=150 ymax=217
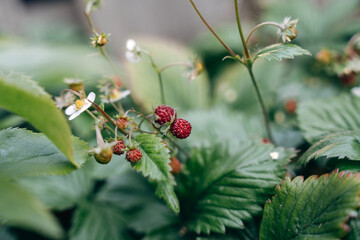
xmin=298 ymin=94 xmax=360 ymax=143
xmin=254 ymin=43 xmax=311 ymax=62
xmin=180 ymin=142 xmax=295 ymax=234
xmin=0 ymin=128 xmax=90 ymax=177
xmin=299 ymin=131 xmax=360 ymax=166
xmin=0 ymin=72 xmax=76 ymax=166
xmin=259 ymin=170 xmax=360 ymax=240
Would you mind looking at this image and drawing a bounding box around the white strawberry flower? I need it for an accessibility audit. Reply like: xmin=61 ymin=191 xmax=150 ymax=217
xmin=270 ymin=151 xmax=279 ymax=160
xmin=351 ymin=87 xmax=360 ymax=97
xmin=101 ymin=89 xmax=131 ymax=103
xmin=65 ymin=92 xmax=96 ymax=120
xmin=125 ymin=39 xmax=141 ymax=63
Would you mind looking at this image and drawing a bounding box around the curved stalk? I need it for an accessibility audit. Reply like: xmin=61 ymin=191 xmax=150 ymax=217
xmin=245 ymin=22 xmax=285 ymax=45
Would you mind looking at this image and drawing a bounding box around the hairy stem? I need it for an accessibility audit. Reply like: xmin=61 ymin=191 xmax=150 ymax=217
xmin=157 ymin=72 xmax=166 ymax=104
xmin=234 ymin=0 xmax=250 ymax=60
xmin=247 ymin=65 xmax=273 ymax=142
xmin=188 ymin=0 xmax=237 ymax=57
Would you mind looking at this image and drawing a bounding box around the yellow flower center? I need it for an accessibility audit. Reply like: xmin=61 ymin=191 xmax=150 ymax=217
xmin=110 ymin=89 xmax=120 ymax=99
xmin=75 ymin=99 xmax=85 ymax=110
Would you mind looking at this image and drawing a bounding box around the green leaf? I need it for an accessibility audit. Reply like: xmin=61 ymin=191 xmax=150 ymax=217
xmin=298 ymin=94 xmax=360 ymax=143
xmin=97 ymin=172 xmax=178 ymax=235
xmin=299 ymin=131 xmax=360 ymax=166
xmin=254 ymin=43 xmax=311 ymax=62
xmin=133 ymin=134 xmax=173 ymax=183
xmin=259 ymin=170 xmax=360 ymax=240
xmin=0 ymin=175 xmax=63 ymax=239
xmin=125 ymin=37 xmax=210 ymax=111
xmin=69 ymin=201 xmax=129 ymax=240
xmin=180 ymin=142 xmax=295 ymax=234
xmin=18 ymin=160 xmax=94 ymax=211
xmin=155 ymin=181 xmax=180 ymax=214
xmin=0 ymin=128 xmax=90 ymax=177
xmin=132 ymin=133 xmax=179 ymax=213
xmin=0 ymin=72 xmax=76 ymax=166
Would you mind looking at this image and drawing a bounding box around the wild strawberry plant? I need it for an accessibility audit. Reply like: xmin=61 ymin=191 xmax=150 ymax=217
xmin=0 ymin=0 xmax=360 ymax=239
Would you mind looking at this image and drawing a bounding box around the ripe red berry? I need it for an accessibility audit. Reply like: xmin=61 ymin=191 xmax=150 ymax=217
xmin=116 ymin=117 xmax=129 ymax=130
xmin=284 ymin=99 xmax=297 ymax=114
xmin=262 ymin=138 xmax=271 ymax=144
xmin=340 ymin=73 xmax=357 ymax=87
xmin=112 ymin=140 xmax=126 ymax=155
xmin=126 ymin=148 xmax=142 ymax=163
xmin=169 ymin=157 xmax=181 ymax=174
xmin=170 ymin=118 xmax=192 ymax=139
xmin=155 ymin=105 xmax=177 ymax=125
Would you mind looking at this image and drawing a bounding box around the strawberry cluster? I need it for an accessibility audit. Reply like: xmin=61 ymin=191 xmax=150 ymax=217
xmin=111 ymin=139 xmax=142 ymax=164
xmin=155 ymin=105 xmax=192 ymax=139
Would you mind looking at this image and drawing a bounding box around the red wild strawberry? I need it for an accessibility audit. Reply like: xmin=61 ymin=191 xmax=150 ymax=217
xmin=169 ymin=157 xmax=181 ymax=174
xmin=170 ymin=118 xmax=192 ymax=139
xmin=284 ymin=99 xmax=297 ymax=114
xmin=126 ymin=148 xmax=142 ymax=163
xmin=116 ymin=117 xmax=129 ymax=130
xmin=112 ymin=140 xmax=126 ymax=155
xmin=155 ymin=105 xmax=177 ymax=125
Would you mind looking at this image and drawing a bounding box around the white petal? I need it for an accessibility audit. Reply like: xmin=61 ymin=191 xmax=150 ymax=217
xmin=109 ymin=90 xmax=131 ymax=102
xmin=65 ymin=104 xmax=77 ymax=115
xmin=120 ymin=90 xmax=131 ymax=98
xmin=125 ymin=51 xmax=141 ymax=63
xmin=270 ymin=151 xmax=279 ymax=160
xmin=351 ymin=87 xmax=360 ymax=97
xmin=68 ymin=111 xmax=82 ymax=120
xmin=126 ymin=39 xmax=137 ymax=51
xmin=87 ymin=92 xmax=96 ymax=102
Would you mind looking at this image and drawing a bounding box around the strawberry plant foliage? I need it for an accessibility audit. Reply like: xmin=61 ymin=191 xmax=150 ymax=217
xmin=260 ymin=171 xmax=360 ymax=240
xmin=133 ymin=133 xmax=179 ymax=213
xmin=298 ymin=94 xmax=360 ymax=143
xmin=253 ymin=43 xmax=311 ymax=62
xmin=0 ymin=175 xmax=63 ymax=239
xmin=0 ymin=72 xmax=76 ymax=166
xmin=179 ymin=142 xmax=295 ymax=234
xmin=299 ymin=131 xmax=360 ymax=166
xmin=0 ymin=128 xmax=90 ymax=177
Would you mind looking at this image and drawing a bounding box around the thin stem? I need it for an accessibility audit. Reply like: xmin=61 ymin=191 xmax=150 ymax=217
xmin=159 ymin=62 xmax=192 ymax=73
xmin=234 ymin=0 xmax=250 ymax=60
xmin=188 ymin=0 xmax=237 ymax=57
xmin=246 ymin=22 xmax=285 ymax=45
xmin=158 ymin=72 xmax=166 ymax=104
xmin=86 ymin=109 xmax=116 ymax=135
xmin=247 ymin=65 xmax=274 ymax=142
xmin=143 ymin=51 xmax=166 ymax=104
xmin=84 ymin=12 xmax=97 ymax=34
